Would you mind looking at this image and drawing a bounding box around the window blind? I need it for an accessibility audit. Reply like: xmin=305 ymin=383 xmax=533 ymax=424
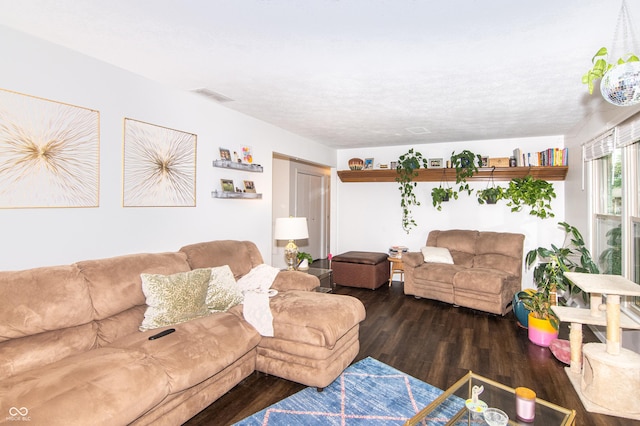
xmin=616 ymin=114 xmax=640 ymax=148
xmin=583 ymin=129 xmax=616 ymax=161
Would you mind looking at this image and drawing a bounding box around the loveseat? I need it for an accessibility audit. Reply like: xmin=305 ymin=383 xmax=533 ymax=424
xmin=0 ymin=240 xmax=366 ymax=425
xmin=402 ymin=229 xmax=524 ymax=315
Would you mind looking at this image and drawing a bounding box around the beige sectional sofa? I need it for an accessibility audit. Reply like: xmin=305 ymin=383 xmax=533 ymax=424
xmin=402 ymin=229 xmax=524 ymax=315
xmin=0 ymin=240 xmax=365 ymax=426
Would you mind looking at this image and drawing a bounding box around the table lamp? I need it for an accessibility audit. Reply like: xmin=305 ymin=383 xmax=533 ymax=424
xmin=274 ymin=217 xmax=309 ymax=270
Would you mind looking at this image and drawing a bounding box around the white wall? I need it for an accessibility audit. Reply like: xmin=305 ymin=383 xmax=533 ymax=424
xmin=0 ymin=25 xmax=336 ymax=270
xmin=336 ymin=136 xmax=567 ymax=289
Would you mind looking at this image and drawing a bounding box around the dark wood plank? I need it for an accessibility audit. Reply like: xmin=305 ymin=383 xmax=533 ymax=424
xmin=184 ymin=281 xmax=638 ymax=426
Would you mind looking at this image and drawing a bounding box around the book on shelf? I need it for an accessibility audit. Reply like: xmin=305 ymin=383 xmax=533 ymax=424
xmin=512 ymin=147 xmax=567 ymax=167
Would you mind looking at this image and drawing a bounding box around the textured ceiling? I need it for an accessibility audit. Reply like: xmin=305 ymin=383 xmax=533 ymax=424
xmin=0 ymin=0 xmax=634 ymax=148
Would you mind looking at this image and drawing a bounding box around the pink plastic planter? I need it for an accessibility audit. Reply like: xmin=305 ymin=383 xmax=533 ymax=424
xmin=527 ymin=313 xmax=558 ymax=347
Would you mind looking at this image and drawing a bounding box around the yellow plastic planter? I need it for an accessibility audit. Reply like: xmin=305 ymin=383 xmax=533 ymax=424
xmin=527 ymin=313 xmax=558 ymax=347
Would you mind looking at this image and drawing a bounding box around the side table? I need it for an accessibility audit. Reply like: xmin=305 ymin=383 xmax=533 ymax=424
xmin=307 ymin=267 xmax=333 ymax=292
xmin=387 ymin=256 xmax=404 ymax=286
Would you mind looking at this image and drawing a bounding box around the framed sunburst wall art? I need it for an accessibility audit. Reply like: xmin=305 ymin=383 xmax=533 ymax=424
xmin=123 ymin=119 xmax=197 ymax=207
xmin=0 ymin=89 xmax=100 ymax=208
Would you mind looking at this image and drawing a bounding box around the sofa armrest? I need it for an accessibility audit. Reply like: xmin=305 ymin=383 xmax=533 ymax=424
xmin=402 ymin=252 xmax=424 ymax=268
xmin=271 ymin=271 xmax=319 ymax=292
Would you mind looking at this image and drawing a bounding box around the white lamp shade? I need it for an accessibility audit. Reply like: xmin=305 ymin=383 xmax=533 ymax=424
xmin=274 ymin=217 xmax=309 ymax=240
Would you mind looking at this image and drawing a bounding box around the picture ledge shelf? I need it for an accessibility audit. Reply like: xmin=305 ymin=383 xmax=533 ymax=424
xmin=211 ymin=191 xmax=262 ymax=199
xmin=337 ymin=166 xmax=568 ymax=183
xmin=212 ymin=160 xmax=263 ymax=173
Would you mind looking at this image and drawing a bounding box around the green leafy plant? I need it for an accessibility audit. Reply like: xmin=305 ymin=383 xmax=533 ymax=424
xmin=396 ymin=149 xmax=429 ymax=233
xmin=524 ymin=222 xmax=600 ymax=327
xmin=431 ymin=186 xmax=458 ymax=211
xmin=582 ymin=47 xmax=640 ymax=94
xmin=520 ymin=291 xmax=560 ymax=330
xmin=476 ymin=185 xmax=504 ymax=205
xmin=504 ymin=175 xmax=556 ymax=219
xmin=297 ymin=252 xmax=313 ymax=263
xmin=450 ymin=150 xmax=482 ymax=195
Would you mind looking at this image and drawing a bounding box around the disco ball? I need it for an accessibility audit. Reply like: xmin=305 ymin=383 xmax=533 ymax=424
xmin=600 ymin=61 xmax=640 ymax=106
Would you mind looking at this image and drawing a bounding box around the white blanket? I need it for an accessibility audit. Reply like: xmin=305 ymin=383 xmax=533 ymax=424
xmin=236 ymin=264 xmax=280 ymax=336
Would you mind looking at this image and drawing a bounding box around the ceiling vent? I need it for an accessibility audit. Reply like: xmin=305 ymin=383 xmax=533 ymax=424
xmin=405 ymin=127 xmax=431 ymax=135
xmin=192 ymin=88 xmax=234 ymax=103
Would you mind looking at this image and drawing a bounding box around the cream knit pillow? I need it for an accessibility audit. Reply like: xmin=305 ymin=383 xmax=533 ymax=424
xmin=140 ymin=268 xmax=211 ymax=331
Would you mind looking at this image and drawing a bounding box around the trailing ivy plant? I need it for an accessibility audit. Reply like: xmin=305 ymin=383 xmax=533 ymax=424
xmin=582 ymin=47 xmax=640 ymax=94
xmin=504 ymin=175 xmax=556 ymax=219
xmin=450 ymin=150 xmax=482 ymax=195
xmin=396 ymin=149 xmax=428 ymax=233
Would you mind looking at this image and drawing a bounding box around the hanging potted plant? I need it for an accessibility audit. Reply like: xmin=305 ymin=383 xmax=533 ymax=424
xmin=504 ymin=175 xmax=556 ymax=219
xmin=477 ymin=186 xmax=504 ymax=205
xmin=431 ymin=186 xmax=457 ymax=211
xmin=396 ymin=149 xmax=428 ymax=233
xmin=476 ymin=167 xmax=504 ymax=205
xmin=431 ymin=168 xmax=458 ymax=211
xmin=450 ymin=150 xmax=482 ymax=195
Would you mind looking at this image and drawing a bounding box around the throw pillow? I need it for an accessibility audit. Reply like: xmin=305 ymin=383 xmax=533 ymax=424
xmin=140 ymin=268 xmax=212 ymax=331
xmin=207 ymin=265 xmax=244 ymax=312
xmin=421 ymin=246 xmax=454 ymax=264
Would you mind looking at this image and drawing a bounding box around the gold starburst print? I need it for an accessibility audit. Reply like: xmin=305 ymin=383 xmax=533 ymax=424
xmin=123 ymin=119 xmax=196 ymax=207
xmin=0 ymin=89 xmax=99 ymax=208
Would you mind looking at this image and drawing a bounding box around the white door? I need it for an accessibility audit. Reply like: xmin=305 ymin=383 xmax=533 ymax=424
xmin=295 ymin=171 xmax=325 ymax=260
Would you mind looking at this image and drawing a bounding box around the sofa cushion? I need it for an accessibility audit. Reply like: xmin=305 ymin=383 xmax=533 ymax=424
xmin=427 ymin=229 xmax=478 ymax=255
xmin=474 ymin=253 xmax=521 ymax=277
xmin=140 ymin=268 xmax=212 ymax=331
xmin=0 ymin=265 xmax=93 ymax=341
xmin=266 ymin=291 xmax=366 ymax=349
xmin=0 ymin=322 xmax=98 ymax=379
xmin=77 ymin=251 xmax=192 ymax=321
xmin=207 ymin=265 xmax=244 ymax=312
xmin=0 ymin=347 xmax=170 ymax=426
xmin=110 ymin=312 xmax=261 ymax=393
xmin=413 ymin=263 xmax=467 ymax=284
xmin=421 ymin=246 xmax=454 ymax=264
xmin=179 ymin=240 xmax=264 ymax=279
xmin=453 ymin=268 xmax=511 ymax=294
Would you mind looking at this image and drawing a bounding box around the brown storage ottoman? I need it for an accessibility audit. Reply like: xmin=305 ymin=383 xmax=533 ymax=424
xmin=332 ymin=251 xmax=390 ymax=289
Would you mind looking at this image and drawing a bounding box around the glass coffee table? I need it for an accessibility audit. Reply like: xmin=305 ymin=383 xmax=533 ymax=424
xmin=405 ymin=371 xmax=575 ymax=425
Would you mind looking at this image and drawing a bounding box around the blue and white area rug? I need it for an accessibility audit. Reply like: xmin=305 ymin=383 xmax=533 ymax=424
xmin=234 ymin=357 xmax=464 ymax=425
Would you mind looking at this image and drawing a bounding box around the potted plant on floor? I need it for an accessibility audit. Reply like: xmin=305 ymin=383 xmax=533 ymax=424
xmin=520 ymin=290 xmax=559 ymax=347
xmin=522 ymin=222 xmax=600 ymax=346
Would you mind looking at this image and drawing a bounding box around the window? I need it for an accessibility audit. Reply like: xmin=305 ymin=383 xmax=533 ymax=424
xmin=587 ymin=117 xmax=640 ymax=319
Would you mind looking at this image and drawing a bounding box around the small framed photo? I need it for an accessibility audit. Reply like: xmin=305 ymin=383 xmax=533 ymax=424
xmin=219 ymin=148 xmax=231 ymax=161
xmin=390 ymin=161 xmax=398 ymax=169
xmin=428 ymin=158 xmax=444 ymax=168
xmin=364 ymin=158 xmax=374 ymax=169
xmin=243 ymin=180 xmax=256 ymax=193
xmin=241 ymin=146 xmax=253 ymax=164
xmin=481 ymin=156 xmax=489 ymax=167
xmin=220 ymin=179 xmax=234 ymax=192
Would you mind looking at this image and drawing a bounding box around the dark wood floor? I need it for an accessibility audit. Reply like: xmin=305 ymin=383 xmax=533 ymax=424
xmin=185 ymin=280 xmax=638 ymax=426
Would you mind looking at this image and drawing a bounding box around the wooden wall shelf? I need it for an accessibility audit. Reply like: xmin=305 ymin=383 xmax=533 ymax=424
xmin=337 ymin=166 xmax=568 ymax=183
